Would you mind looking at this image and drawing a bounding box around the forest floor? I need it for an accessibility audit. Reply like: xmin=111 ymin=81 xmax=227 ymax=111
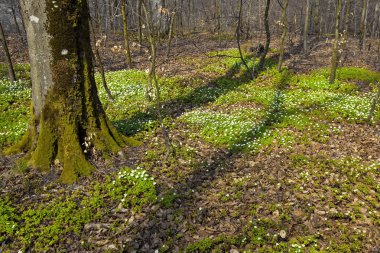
xmin=1 ymin=33 xmax=380 ymax=253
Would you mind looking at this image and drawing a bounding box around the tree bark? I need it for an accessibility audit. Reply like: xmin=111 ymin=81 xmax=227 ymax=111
xmin=303 ymin=0 xmax=311 ymax=53
xmin=277 ymin=0 xmax=289 ymax=71
xmin=257 ymin=0 xmax=271 ymax=73
xmin=107 ymin=0 xmax=114 ymax=31
xmin=237 ymin=0 xmax=254 ymax=79
xmin=329 ymin=0 xmax=342 ymax=84
xmin=314 ymin=0 xmax=321 ymax=38
xmin=373 ymin=3 xmax=380 ymax=38
xmin=359 ymin=0 xmax=368 ymax=50
xmin=10 ymin=7 xmax=22 ymax=37
xmin=216 ymin=0 xmax=222 ymax=43
xmin=166 ymin=12 xmax=176 ymax=57
xmin=122 ymin=0 xmax=133 ymax=67
xmin=0 ymin=22 xmax=16 ymax=82
xmin=90 ymin=18 xmax=113 ymax=101
xmin=339 ymin=0 xmax=351 ymax=66
xmin=138 ymin=0 xmax=143 ymax=48
xmin=142 ymin=1 xmax=171 ymax=158
xmin=13 ymin=0 xmax=132 ymax=183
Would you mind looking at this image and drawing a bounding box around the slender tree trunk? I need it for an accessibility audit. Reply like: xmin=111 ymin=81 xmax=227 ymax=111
xmin=339 ymin=0 xmax=351 ymax=66
xmin=142 ymin=1 xmax=171 ymax=158
xmin=314 ymin=0 xmax=321 ymax=38
xmin=376 ymin=40 xmax=380 ymax=71
xmin=245 ymin=0 xmax=252 ymax=39
xmin=166 ymin=12 xmax=176 ymax=57
xmin=16 ymin=1 xmax=26 ymax=35
xmin=237 ymin=0 xmax=254 ymax=79
xmin=113 ymin=0 xmax=119 ymax=32
xmin=330 ymin=0 xmax=343 ymax=84
xmin=304 ymin=0 xmax=311 ymax=53
xmin=372 ymin=3 xmax=380 ymax=38
xmin=216 ymin=0 xmax=222 ymax=43
xmin=0 ymin=22 xmax=16 ymax=82
xmin=187 ymin=0 xmax=191 ymax=32
xmin=90 ymin=18 xmax=113 ymax=101
xmin=359 ymin=0 xmax=368 ymax=50
xmin=177 ymin=0 xmax=184 ymax=36
xmin=12 ymin=0 xmax=131 ymax=183
xmin=278 ymin=0 xmax=289 ymax=71
xmin=108 ymin=0 xmax=114 ymax=31
xmin=257 ymin=0 xmax=271 ymax=73
xmin=325 ymin=0 xmax=331 ymax=33
xmin=353 ymin=0 xmax=357 ymax=36
xmin=10 ymin=8 xmax=22 ymax=37
xmin=138 ymin=0 xmax=143 ymax=49
xmin=258 ymin=0 xmax=263 ymax=37
xmin=122 ymin=0 xmax=133 ymax=67
xmin=94 ymin=0 xmax=100 ymax=32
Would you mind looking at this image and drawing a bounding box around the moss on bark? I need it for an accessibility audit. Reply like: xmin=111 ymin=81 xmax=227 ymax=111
xmin=29 ymin=116 xmax=57 ymax=171
xmin=11 ymin=0 xmax=139 ymax=183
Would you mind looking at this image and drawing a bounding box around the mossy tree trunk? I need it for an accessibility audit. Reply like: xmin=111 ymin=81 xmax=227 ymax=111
xmin=13 ymin=0 xmax=131 ymax=183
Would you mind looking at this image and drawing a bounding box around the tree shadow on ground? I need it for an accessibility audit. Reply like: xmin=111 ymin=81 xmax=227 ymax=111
xmin=114 ymin=56 xmax=279 ymax=135
xmin=122 ymin=69 xmax=291 ymax=252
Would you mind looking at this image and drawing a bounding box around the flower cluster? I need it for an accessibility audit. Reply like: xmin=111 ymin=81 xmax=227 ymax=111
xmin=0 ymin=79 xmax=31 ymax=147
xmin=109 ymin=167 xmax=157 ymax=211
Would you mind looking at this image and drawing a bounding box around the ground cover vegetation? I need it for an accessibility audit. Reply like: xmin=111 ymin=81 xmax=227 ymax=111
xmin=1 ymin=40 xmax=379 ymax=252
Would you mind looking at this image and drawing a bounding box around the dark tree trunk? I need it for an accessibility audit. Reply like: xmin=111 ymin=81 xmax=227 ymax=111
xmin=12 ymin=0 xmax=134 ymax=183
xmin=10 ymin=7 xmax=22 ymax=36
xmin=257 ymin=0 xmax=271 ymax=73
xmin=90 ymin=18 xmax=114 ymax=101
xmin=0 ymin=22 xmax=16 ymax=82
xmin=237 ymin=0 xmax=254 ymax=79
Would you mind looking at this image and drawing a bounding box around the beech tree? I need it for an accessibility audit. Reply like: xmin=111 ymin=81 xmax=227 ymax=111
xmin=10 ymin=0 xmax=134 ymax=183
